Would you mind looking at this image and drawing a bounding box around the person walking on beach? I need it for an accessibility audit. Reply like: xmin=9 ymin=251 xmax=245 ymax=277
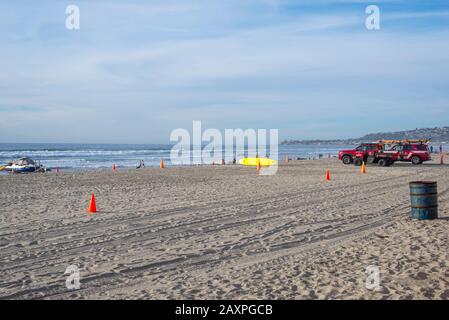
xmin=136 ymin=160 xmax=145 ymax=169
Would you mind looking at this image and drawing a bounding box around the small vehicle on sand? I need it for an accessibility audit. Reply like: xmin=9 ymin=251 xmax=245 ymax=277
xmin=2 ymin=157 xmax=48 ymax=173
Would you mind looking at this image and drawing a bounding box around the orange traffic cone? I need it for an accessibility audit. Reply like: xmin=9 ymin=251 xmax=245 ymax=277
xmin=257 ymin=160 xmax=261 ymax=175
xmin=160 ymin=159 xmax=165 ymax=169
xmin=87 ymin=194 xmax=97 ymax=214
xmin=361 ymin=162 xmax=366 ymax=174
xmin=325 ymin=169 xmax=331 ymax=181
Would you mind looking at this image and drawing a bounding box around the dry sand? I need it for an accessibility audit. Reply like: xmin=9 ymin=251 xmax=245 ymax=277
xmin=0 ymin=158 xmax=448 ymax=299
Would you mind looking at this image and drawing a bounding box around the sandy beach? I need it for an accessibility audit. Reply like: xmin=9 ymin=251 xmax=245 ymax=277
xmin=0 ymin=158 xmax=448 ymax=300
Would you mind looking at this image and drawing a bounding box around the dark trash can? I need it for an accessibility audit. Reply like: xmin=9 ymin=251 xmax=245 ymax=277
xmin=409 ymin=181 xmax=438 ymax=220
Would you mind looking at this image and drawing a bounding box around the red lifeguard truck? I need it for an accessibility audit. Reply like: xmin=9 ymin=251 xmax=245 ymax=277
xmin=338 ymin=140 xmax=431 ymax=166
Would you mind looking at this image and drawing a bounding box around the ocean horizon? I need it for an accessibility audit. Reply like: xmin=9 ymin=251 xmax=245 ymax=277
xmin=0 ymin=142 xmax=353 ymax=171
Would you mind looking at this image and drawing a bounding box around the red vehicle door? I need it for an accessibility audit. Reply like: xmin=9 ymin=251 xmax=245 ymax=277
xmin=402 ymin=144 xmax=414 ymax=160
xmin=391 ymin=145 xmax=406 ymax=160
xmin=366 ymin=145 xmax=378 ymax=157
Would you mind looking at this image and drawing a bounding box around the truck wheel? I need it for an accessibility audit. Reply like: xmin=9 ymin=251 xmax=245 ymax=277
xmin=354 ymin=158 xmax=362 ymax=166
xmin=411 ymin=156 xmax=422 ymax=165
xmin=378 ymin=159 xmax=387 ymax=167
xmin=342 ymin=155 xmax=352 ymax=165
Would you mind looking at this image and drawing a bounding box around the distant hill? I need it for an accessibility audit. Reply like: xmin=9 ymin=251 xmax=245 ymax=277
xmin=281 ymin=126 xmax=449 ymax=145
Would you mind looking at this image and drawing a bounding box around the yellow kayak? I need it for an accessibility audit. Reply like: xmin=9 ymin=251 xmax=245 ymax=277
xmin=238 ymin=157 xmax=277 ymax=166
xmin=0 ymin=166 xmax=5 ymax=171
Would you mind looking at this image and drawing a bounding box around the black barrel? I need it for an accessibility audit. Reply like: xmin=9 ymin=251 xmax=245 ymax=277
xmin=409 ymin=181 xmax=438 ymax=220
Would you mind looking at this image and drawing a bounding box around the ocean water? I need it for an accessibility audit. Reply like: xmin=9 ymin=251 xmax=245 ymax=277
xmin=0 ymin=143 xmax=353 ymax=171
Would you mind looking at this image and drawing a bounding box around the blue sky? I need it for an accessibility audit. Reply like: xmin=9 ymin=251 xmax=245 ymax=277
xmin=0 ymin=0 xmax=449 ymax=143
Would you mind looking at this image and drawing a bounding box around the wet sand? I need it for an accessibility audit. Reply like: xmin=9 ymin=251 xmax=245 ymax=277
xmin=0 ymin=159 xmax=448 ymax=299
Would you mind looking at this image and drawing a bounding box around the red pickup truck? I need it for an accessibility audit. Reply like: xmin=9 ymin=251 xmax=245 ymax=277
xmin=338 ymin=143 xmax=381 ymax=165
xmin=338 ymin=142 xmax=431 ymax=166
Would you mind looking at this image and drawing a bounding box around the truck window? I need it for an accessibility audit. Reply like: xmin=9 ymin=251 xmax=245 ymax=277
xmin=417 ymin=145 xmax=427 ymax=151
